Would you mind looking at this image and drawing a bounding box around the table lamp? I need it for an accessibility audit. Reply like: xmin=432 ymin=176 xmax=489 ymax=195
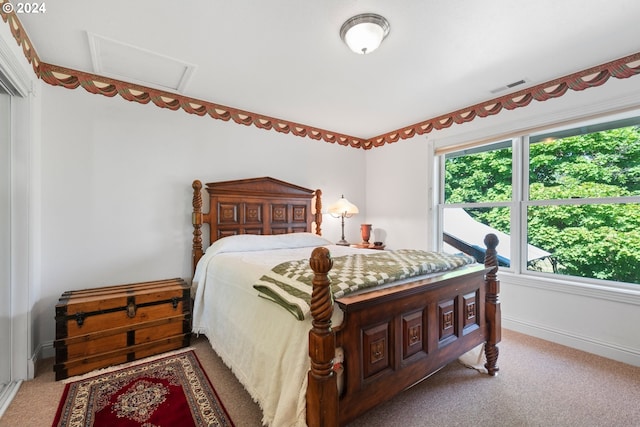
xmin=327 ymin=195 xmax=359 ymax=245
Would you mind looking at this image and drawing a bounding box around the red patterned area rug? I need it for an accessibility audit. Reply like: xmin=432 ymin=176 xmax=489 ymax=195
xmin=52 ymin=349 xmax=234 ymax=427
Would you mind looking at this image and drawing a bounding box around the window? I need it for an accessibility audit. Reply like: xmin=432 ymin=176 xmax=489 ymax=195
xmin=440 ymin=113 xmax=640 ymax=286
xmin=442 ymin=141 xmax=514 ymax=267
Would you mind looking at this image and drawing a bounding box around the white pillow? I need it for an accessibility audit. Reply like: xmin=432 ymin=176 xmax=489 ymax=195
xmin=193 ymin=233 xmax=331 ymax=291
xmin=205 ymin=232 xmax=332 ymax=254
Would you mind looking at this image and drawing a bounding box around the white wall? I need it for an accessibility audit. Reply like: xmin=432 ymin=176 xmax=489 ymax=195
xmin=35 ymin=84 xmax=366 ymax=357
xmin=365 ymin=75 xmax=640 ymax=366
xmin=363 ymin=138 xmax=432 ymax=250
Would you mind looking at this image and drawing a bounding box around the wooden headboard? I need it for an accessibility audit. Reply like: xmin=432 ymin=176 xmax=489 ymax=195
xmin=191 ymin=177 xmax=323 ymax=273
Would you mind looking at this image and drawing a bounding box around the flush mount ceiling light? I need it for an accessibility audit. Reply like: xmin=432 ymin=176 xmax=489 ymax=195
xmin=340 ymin=13 xmax=390 ymax=55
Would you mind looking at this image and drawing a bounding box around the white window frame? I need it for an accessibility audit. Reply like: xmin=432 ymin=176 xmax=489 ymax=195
xmin=437 ymin=113 xmax=640 ymax=290
xmin=438 ymin=138 xmax=517 ymax=271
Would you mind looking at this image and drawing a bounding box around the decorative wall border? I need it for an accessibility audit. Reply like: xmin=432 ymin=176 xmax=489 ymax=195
xmin=0 ymin=3 xmax=39 ymax=74
xmin=2 ymin=3 xmax=640 ymax=150
xmin=37 ymin=62 xmax=367 ymax=148
xmin=368 ymin=53 xmax=640 ymax=148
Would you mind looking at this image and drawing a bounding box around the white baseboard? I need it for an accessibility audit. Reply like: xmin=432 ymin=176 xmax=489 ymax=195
xmin=29 ymin=340 xmax=55 ymax=379
xmin=503 ymin=316 xmax=640 ymax=367
xmin=40 ymin=340 xmax=55 ymax=359
xmin=0 ymin=381 xmax=23 ymax=419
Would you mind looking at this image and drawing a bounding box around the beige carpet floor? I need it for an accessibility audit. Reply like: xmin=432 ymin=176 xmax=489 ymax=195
xmin=1 ymin=329 xmax=639 ymax=427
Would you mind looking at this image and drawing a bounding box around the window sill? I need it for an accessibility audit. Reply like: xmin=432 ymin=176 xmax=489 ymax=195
xmin=499 ymin=271 xmax=640 ymax=306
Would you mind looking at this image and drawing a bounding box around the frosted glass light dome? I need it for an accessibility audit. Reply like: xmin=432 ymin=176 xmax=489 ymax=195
xmin=340 ymin=13 xmax=390 ymax=55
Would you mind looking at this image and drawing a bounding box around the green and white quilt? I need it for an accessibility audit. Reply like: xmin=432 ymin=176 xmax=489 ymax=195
xmin=253 ymin=249 xmax=476 ymax=320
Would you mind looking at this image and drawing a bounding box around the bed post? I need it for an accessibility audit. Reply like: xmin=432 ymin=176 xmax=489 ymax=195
xmin=483 ymin=233 xmax=501 ymax=376
xmin=192 ymin=180 xmax=203 ymax=275
xmin=314 ymin=189 xmax=323 ymax=236
xmin=307 ymin=247 xmax=338 ymax=427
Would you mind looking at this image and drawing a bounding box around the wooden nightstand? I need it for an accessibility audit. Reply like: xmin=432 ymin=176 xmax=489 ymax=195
xmin=350 ymin=243 xmax=385 ymax=250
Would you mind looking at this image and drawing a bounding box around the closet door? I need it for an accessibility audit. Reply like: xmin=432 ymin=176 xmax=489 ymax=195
xmin=0 ymin=91 xmax=10 ymax=386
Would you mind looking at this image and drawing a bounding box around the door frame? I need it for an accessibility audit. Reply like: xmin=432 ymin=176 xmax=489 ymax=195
xmin=0 ymin=26 xmax=37 ymax=401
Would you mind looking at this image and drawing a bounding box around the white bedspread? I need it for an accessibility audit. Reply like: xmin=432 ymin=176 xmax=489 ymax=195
xmin=191 ymin=233 xmax=479 ymax=426
xmin=192 ymin=233 xmax=367 ymax=427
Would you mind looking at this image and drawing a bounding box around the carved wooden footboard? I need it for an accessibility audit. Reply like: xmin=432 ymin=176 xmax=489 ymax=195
xmin=307 ymin=234 xmax=501 ymax=427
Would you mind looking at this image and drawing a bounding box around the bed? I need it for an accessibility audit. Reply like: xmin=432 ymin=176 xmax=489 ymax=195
xmin=190 ymin=177 xmax=501 ymax=427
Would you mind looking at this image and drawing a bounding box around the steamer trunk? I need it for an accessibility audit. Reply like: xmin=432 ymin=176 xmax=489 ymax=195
xmin=54 ymin=278 xmax=191 ymax=381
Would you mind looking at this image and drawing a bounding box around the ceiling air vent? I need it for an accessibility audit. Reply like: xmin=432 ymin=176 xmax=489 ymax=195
xmin=490 ymin=78 xmax=528 ymax=94
xmin=507 ymin=79 xmax=526 ymax=88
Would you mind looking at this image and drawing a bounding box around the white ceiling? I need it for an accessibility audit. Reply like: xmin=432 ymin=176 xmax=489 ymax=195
xmin=17 ymin=0 xmax=640 ymax=139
